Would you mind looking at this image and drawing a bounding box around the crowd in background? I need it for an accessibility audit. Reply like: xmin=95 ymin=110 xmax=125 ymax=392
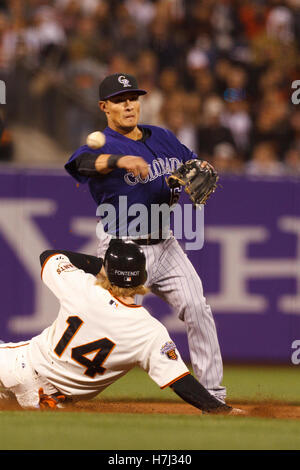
xmin=0 ymin=0 xmax=299 ymax=176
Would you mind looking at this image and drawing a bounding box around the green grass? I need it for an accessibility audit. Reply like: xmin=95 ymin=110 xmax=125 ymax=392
xmin=0 ymin=365 xmax=300 ymax=450
xmin=223 ymin=364 xmax=300 ymax=403
xmin=0 ymin=412 xmax=300 ymax=450
xmin=99 ymin=364 xmax=300 ymax=404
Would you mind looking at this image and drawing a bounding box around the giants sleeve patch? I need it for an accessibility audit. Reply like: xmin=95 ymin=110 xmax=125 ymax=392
xmin=160 ymin=341 xmax=178 ymax=360
xmin=56 ymin=261 xmax=77 ymax=275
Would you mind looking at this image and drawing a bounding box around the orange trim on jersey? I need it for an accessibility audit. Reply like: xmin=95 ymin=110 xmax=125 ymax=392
xmin=40 ymin=253 xmax=60 ymax=280
xmin=109 ymin=290 xmax=142 ymax=308
xmin=0 ymin=342 xmax=30 ymax=349
xmin=160 ymin=372 xmax=191 ymax=389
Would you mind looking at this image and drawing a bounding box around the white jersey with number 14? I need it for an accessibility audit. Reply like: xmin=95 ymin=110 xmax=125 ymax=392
xmin=28 ymin=254 xmax=189 ymax=400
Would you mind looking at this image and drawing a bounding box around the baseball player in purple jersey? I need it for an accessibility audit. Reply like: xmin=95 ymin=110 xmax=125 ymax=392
xmin=65 ymin=73 xmax=226 ymax=403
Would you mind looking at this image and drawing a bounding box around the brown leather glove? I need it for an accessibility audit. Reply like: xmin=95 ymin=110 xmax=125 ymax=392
xmin=166 ymin=159 xmax=219 ymax=206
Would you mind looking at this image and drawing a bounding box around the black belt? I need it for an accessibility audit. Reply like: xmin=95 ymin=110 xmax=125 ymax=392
xmin=109 ymin=236 xmax=165 ymax=246
xmin=133 ymin=238 xmax=164 ymax=246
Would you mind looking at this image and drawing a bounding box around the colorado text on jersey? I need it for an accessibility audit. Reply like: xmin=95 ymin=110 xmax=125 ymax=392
xmin=124 ymin=156 xmax=182 ymax=185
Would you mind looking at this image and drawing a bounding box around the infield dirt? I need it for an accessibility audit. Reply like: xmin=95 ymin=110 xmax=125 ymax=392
xmin=1 ymin=398 xmax=300 ymax=420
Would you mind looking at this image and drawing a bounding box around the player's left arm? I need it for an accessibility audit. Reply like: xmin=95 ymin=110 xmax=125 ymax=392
xmin=164 ymin=128 xmax=214 ymax=170
xmin=180 ymin=143 xmax=215 ymax=171
xmin=170 ymin=374 xmax=232 ymax=414
xmin=141 ymin=322 xmax=230 ymax=414
xmin=40 ymin=250 xmax=103 ymax=275
xmin=40 ymin=251 xmax=103 ymax=301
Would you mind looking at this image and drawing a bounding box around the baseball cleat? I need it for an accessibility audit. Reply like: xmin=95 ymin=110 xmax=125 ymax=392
xmin=203 ymin=406 xmax=247 ymax=416
xmin=227 ymin=407 xmax=247 ymax=416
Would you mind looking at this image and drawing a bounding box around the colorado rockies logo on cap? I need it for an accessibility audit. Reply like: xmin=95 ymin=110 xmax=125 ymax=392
xmin=98 ymin=73 xmax=147 ymax=101
xmin=118 ymin=75 xmax=132 ymax=88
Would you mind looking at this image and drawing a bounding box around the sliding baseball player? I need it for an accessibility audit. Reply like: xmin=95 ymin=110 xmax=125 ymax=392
xmin=0 ymin=240 xmax=243 ymax=415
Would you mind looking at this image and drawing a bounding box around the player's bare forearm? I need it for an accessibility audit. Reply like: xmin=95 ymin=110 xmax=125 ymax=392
xmin=73 ymin=152 xmax=149 ymax=178
xmin=95 ymin=154 xmax=149 ymax=178
xmin=95 ymin=154 xmax=115 ymax=174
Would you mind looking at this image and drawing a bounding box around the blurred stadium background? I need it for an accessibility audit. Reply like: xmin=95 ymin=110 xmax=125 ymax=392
xmin=0 ymin=0 xmax=299 ymax=365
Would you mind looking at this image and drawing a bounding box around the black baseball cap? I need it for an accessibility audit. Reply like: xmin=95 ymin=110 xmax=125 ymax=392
xmin=99 ymin=73 xmax=147 ymax=101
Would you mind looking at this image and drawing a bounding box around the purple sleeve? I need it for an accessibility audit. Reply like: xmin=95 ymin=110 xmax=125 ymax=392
xmin=164 ymin=128 xmax=197 ymax=163
xmin=65 ymin=144 xmax=115 ymax=183
xmin=64 ymin=146 xmax=99 ymax=183
xmin=181 ymin=143 xmax=198 ymax=163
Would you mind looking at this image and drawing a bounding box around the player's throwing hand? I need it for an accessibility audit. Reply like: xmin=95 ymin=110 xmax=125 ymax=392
xmin=117 ymin=155 xmax=149 ymax=178
xmin=94 ymin=154 xmax=149 ymax=178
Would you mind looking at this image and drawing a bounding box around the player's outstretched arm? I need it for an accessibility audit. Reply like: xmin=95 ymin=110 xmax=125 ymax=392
xmin=72 ymin=152 xmax=149 ymax=178
xmin=40 ymin=250 xmax=103 ymax=275
xmin=170 ymin=374 xmax=232 ymax=414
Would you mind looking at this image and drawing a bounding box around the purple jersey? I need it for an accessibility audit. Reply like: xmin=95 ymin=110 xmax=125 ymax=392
xmin=65 ymin=125 xmax=197 ymax=236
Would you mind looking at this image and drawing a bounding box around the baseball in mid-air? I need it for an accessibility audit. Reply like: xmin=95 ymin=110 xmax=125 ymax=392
xmin=86 ymin=131 xmax=106 ymax=149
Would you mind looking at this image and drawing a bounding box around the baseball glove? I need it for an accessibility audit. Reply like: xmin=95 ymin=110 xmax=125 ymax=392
xmin=166 ymin=160 xmax=219 ymax=206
